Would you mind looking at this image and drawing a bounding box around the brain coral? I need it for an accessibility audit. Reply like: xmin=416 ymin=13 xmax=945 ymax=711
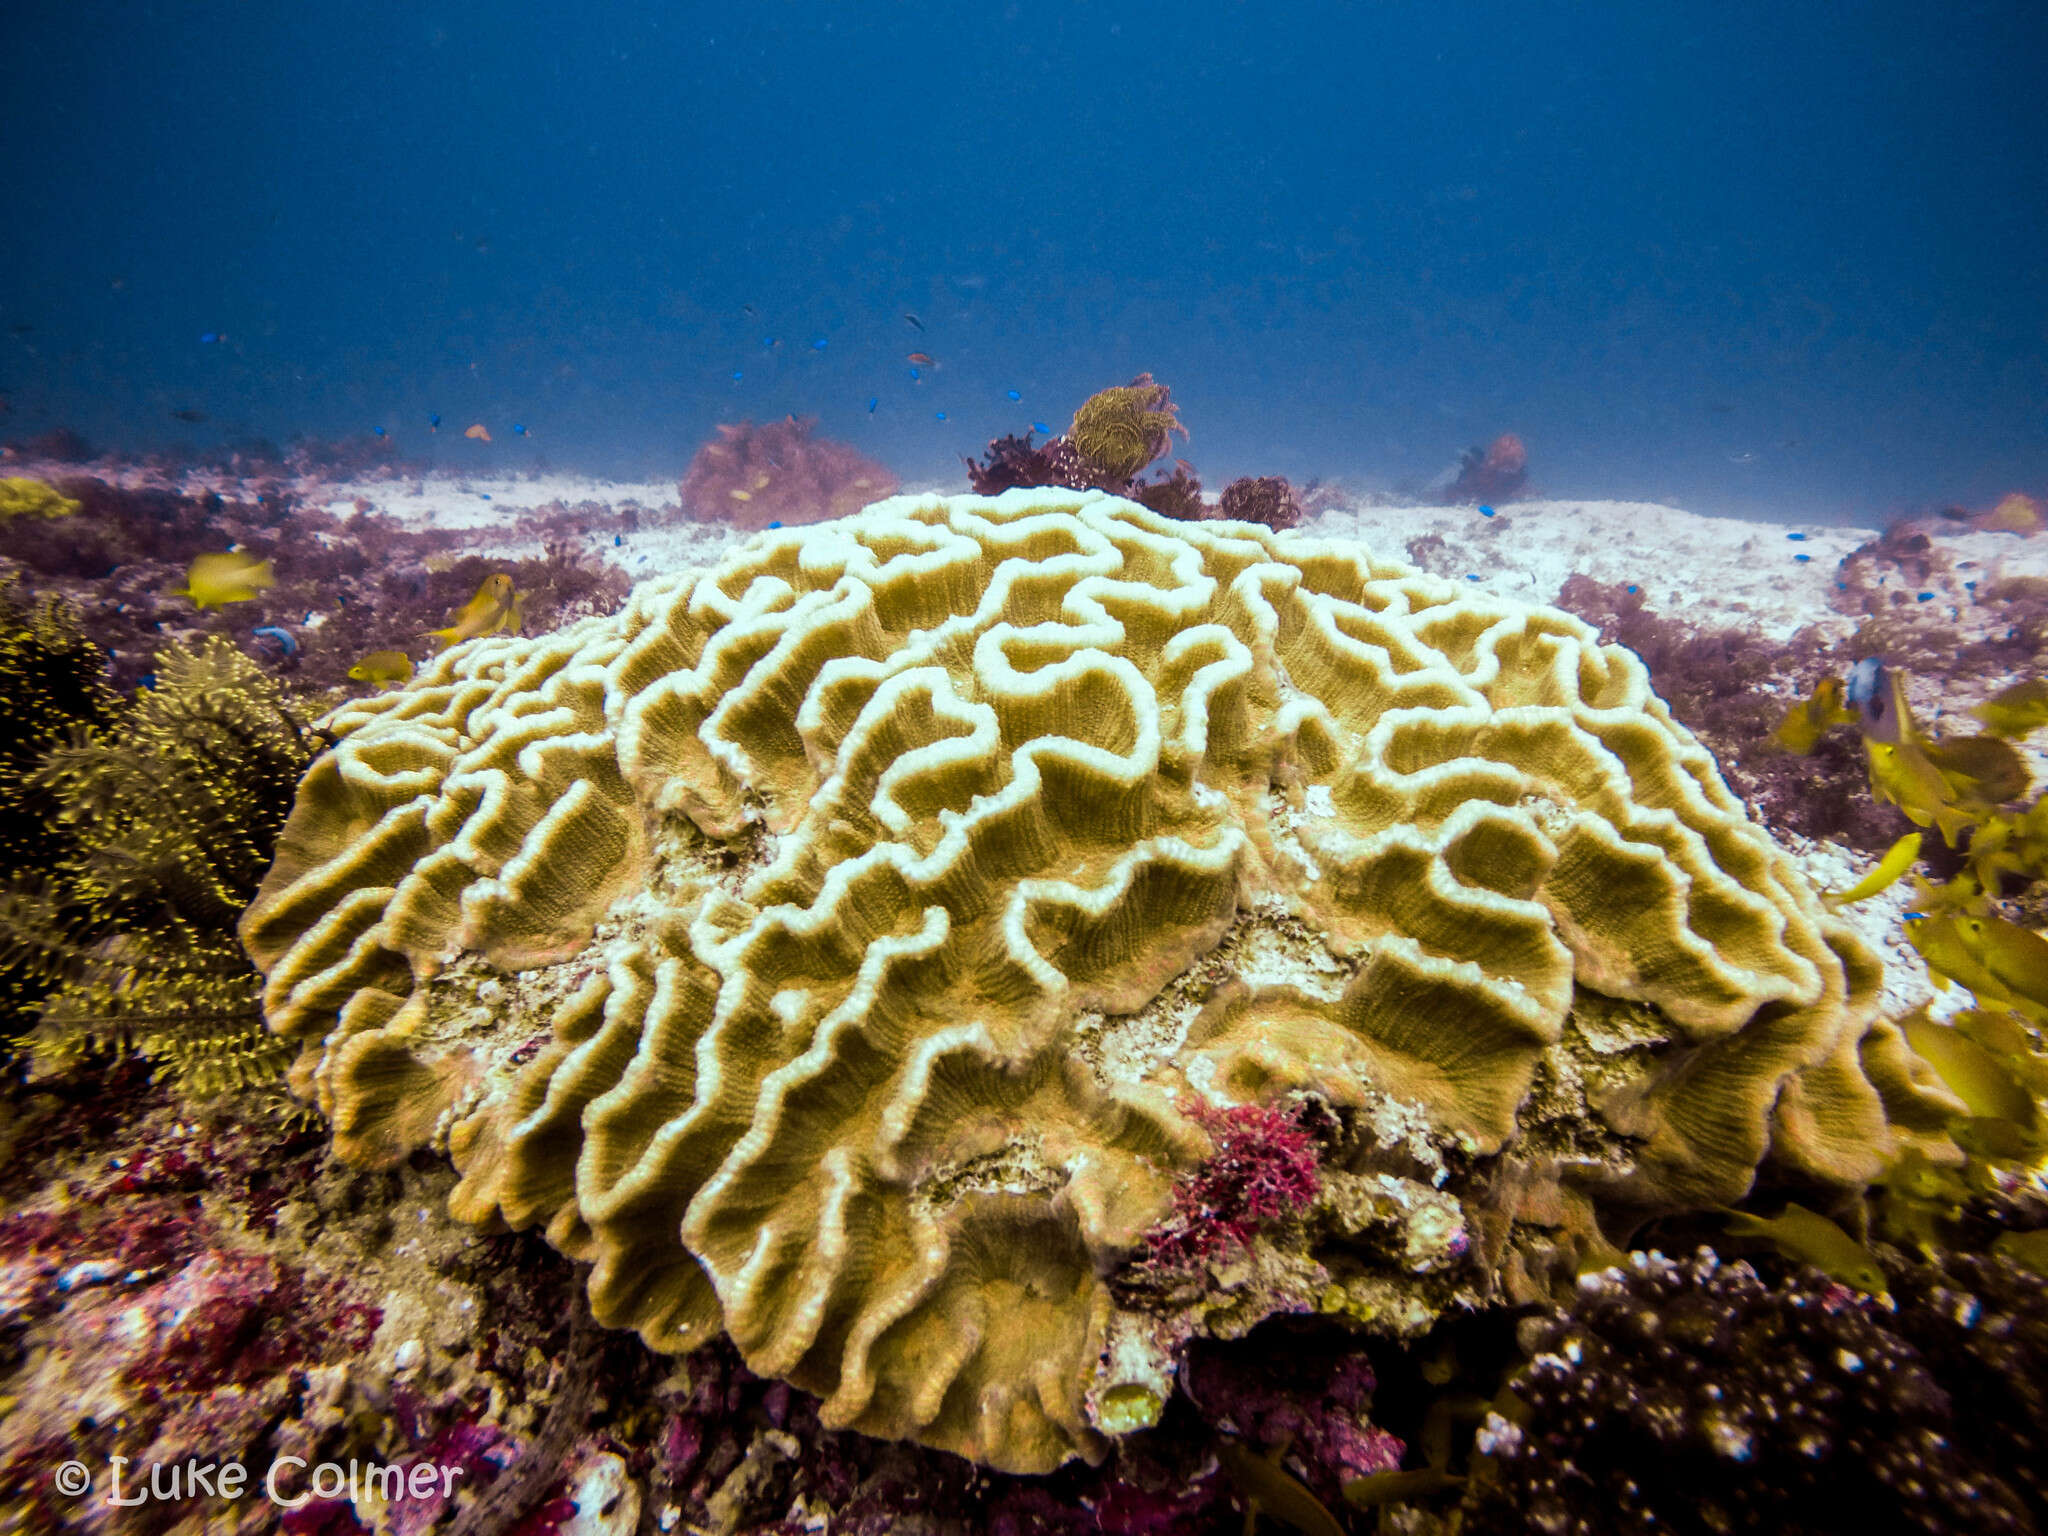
xmin=240 ymin=491 xmax=1946 ymax=1474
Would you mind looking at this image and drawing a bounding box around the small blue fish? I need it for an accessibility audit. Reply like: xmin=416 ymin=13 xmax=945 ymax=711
xmin=768 ymin=520 xmax=783 ymax=529
xmin=1479 ymin=505 xmax=1494 ymax=517
xmin=732 ymin=370 xmax=744 ymax=382
xmin=810 ymin=337 xmax=828 ymax=351
xmin=867 ymin=396 xmax=878 ymax=413
xmin=1006 ymin=389 xmax=1021 ymax=401
xmin=762 ymin=337 xmax=779 ymax=350
xmin=252 ymin=625 xmax=298 ymax=658
xmin=908 ymin=367 xmax=922 ymax=381
xmin=613 ymin=534 xmax=623 ymax=546
xmin=428 ymin=412 xmax=442 ymax=431
xmin=480 ymin=493 xmax=492 ymax=501
xmin=512 ymin=422 xmax=527 ymax=436
xmin=1795 ymin=554 xmax=1812 ymax=563
xmin=373 ymin=426 xmax=387 ymax=438
xmin=1032 ymin=421 xmax=1050 ymax=435
xmin=199 ymin=332 xmax=221 ymax=345
xmin=935 ymin=410 xmax=947 ymax=421
xmin=1788 ymin=532 xmax=1808 ymax=541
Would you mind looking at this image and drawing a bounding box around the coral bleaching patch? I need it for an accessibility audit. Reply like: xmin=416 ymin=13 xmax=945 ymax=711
xmin=240 ymin=490 xmax=1938 ymax=1475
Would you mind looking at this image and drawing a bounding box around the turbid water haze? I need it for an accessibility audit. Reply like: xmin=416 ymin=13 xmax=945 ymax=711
xmin=3 ymin=0 xmax=2043 ymax=524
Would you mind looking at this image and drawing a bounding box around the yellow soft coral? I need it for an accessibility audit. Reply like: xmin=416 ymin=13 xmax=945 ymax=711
xmin=241 ymin=490 xmax=1927 ymax=1473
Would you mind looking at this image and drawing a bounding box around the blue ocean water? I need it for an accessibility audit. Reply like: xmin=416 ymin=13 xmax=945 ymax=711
xmin=2 ymin=0 xmax=2042 ymax=523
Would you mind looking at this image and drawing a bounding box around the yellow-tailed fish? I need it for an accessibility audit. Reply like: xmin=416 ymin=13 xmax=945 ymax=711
xmin=1343 ymin=1467 xmax=1464 ymax=1509
xmin=174 ymin=550 xmax=275 ymax=610
xmin=1921 ymin=733 xmax=2031 ymax=804
xmin=1826 ymin=831 xmax=1921 ymax=908
xmin=348 ymin=649 xmax=416 ymax=685
xmin=1213 ymin=1440 xmax=1347 ymax=1536
xmin=1774 ymin=675 xmax=1855 ymax=754
xmin=1993 ymin=1228 xmax=2048 ymax=1274
xmin=1900 ymin=1010 xmax=2039 ymax=1126
xmin=1955 ymin=1007 xmax=2048 ymax=1095
xmin=1866 ymin=738 xmax=1977 ymax=846
xmin=1973 ymin=678 xmax=2048 ymax=739
xmin=423 ymin=573 xmax=519 ymax=651
xmin=1949 ymin=912 xmax=2048 ymax=1012
xmin=1720 ymin=1203 xmax=1890 ymax=1298
xmin=1906 ymin=914 xmax=2030 ymax=1013
xmin=1971 ymin=798 xmax=2048 ymax=890
xmin=1878 ymin=1145 xmax=1970 ymax=1206
xmin=1875 ymin=1146 xmax=1972 ymax=1254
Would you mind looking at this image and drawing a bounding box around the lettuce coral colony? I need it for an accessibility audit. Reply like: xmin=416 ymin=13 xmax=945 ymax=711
xmin=239 ymin=490 xmax=1943 ymax=1476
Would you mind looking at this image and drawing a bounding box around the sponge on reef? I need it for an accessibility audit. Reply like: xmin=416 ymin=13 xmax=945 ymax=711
xmin=240 ymin=490 xmax=1935 ymax=1473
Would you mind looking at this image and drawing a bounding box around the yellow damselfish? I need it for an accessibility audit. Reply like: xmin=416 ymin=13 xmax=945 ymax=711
xmin=1825 ymin=831 xmax=1921 ymax=908
xmin=1720 ymin=1203 xmax=1889 ymax=1298
xmin=422 ymin=573 xmax=523 ymax=651
xmin=1921 ymin=732 xmax=2031 ymax=804
xmin=1900 ymin=1010 xmax=2039 ymax=1126
xmin=174 ymin=550 xmax=275 ymax=610
xmin=1866 ymin=738 xmax=1978 ymax=846
xmin=347 ymin=649 xmax=416 ymax=685
xmin=1774 ymin=675 xmax=1856 ymax=755
xmin=1214 ymin=1440 xmax=1347 ymax=1536
xmin=1973 ymin=677 xmax=2048 ymax=739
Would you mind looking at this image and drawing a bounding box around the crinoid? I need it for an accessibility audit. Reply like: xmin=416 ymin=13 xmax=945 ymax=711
xmin=1069 ymin=373 xmax=1187 ymax=483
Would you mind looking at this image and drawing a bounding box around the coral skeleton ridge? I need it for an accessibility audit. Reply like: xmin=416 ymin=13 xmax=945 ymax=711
xmin=239 ymin=489 xmax=1935 ymax=1475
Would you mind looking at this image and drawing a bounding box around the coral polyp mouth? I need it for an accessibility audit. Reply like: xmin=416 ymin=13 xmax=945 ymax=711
xmin=239 ymin=490 xmax=1929 ymax=1473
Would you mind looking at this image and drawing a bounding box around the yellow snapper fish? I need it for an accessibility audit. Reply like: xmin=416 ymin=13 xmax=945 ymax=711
xmin=1973 ymin=677 xmax=2048 ymax=739
xmin=347 ymin=649 xmax=416 ymax=685
xmin=1213 ymin=1439 xmax=1347 ymax=1536
xmin=1774 ymin=674 xmax=1856 ymax=754
xmin=1900 ymin=1009 xmax=2039 ymax=1126
xmin=1953 ymin=1007 xmax=2048 ymax=1096
xmin=423 ymin=573 xmax=521 ymax=651
xmin=1919 ymin=732 xmax=2031 ymax=805
xmin=174 ymin=550 xmax=275 ymax=610
xmin=1965 ymin=797 xmax=2048 ymax=892
xmin=1720 ymin=1202 xmax=1890 ymax=1299
xmin=1905 ymin=914 xmax=2041 ymax=1031
xmin=1825 ymin=831 xmax=1921 ymax=908
xmin=1935 ymin=912 xmax=2048 ymax=1014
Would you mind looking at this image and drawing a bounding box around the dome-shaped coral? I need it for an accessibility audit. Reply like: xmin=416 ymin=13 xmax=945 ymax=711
xmin=240 ymin=491 xmax=1938 ymax=1474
